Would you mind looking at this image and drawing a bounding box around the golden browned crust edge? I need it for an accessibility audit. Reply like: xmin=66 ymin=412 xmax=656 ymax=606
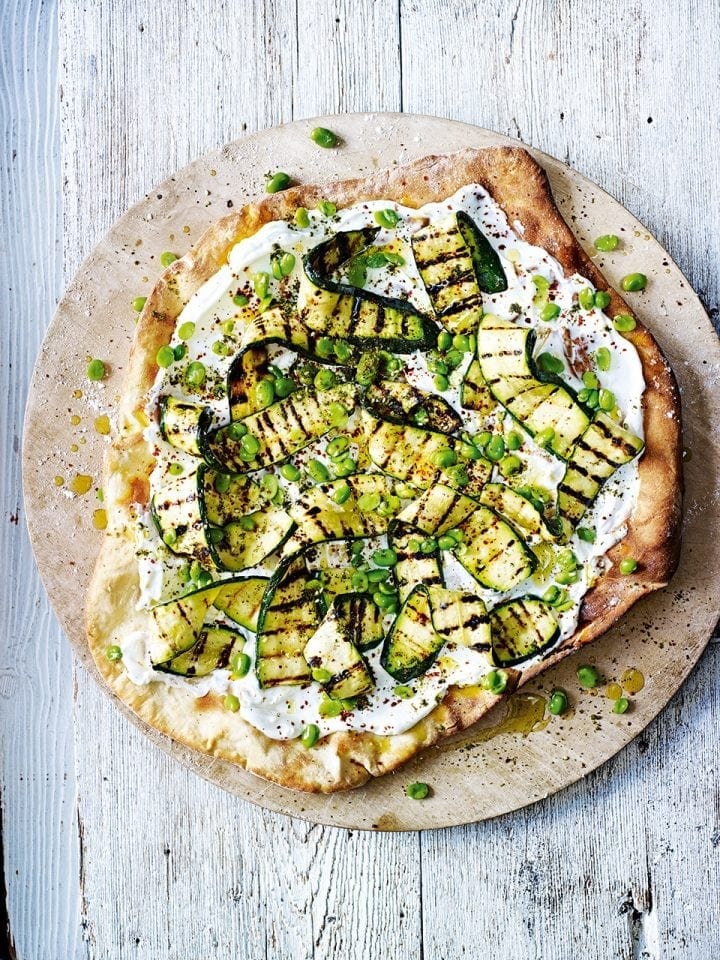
xmin=86 ymin=146 xmax=682 ymax=793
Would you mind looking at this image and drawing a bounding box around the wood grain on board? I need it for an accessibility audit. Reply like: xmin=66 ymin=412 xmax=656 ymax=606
xmin=3 ymin=1 xmax=719 ymax=958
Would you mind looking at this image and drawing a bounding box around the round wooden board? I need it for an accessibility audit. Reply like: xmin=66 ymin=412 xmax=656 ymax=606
xmin=23 ymin=114 xmax=720 ymax=830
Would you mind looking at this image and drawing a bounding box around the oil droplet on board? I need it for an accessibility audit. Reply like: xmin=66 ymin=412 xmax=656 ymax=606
xmin=183 ymin=225 xmax=190 ymax=234
xmin=54 ymin=475 xmax=64 ymax=486
xmin=70 ymin=414 xmax=81 ymax=426
xmin=606 ymin=683 xmax=623 ymax=700
xmin=92 ymin=508 xmax=107 ymax=530
xmin=70 ymin=443 xmax=79 ymax=452
xmin=69 ymin=474 xmax=93 ymax=496
xmin=73 ymin=389 xmax=83 ymax=399
xmin=452 ymin=694 xmax=550 ymax=749
xmin=94 ymin=414 xmax=111 ymax=435
xmin=621 ymin=668 xmax=645 ymax=694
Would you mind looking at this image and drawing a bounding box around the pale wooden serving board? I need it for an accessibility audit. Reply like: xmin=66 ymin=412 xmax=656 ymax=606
xmin=23 ymin=114 xmax=720 ymax=830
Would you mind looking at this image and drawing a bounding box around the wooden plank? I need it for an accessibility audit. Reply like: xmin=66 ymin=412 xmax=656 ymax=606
xmin=420 ymin=644 xmax=720 ymax=960
xmin=400 ymin=0 xmax=720 ymax=336
xmin=58 ymin=2 xmax=419 ymax=959
xmin=294 ymin=0 xmax=401 ymax=117
xmin=0 ymin=1 xmax=86 ymax=958
xmin=401 ymin=2 xmax=720 ymax=956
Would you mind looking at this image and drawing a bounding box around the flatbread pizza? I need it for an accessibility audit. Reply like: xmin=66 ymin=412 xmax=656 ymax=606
xmin=86 ymin=147 xmax=682 ymax=793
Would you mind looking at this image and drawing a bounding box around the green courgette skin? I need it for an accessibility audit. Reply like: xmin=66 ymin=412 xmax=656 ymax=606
xmin=380 ymin=585 xmax=444 ymax=683
xmin=303 ymin=227 xmax=380 ymax=295
xmin=363 ymin=381 xmax=462 ymax=435
xmin=159 ymin=396 xmax=214 ymax=457
xmin=157 ymin=625 xmax=245 ymax=678
xmin=255 ymin=556 xmax=321 ymax=687
xmin=490 ymin=596 xmax=560 ymax=666
xmin=455 ymin=211 xmax=508 ymax=294
xmin=227 ymin=345 xmax=271 ymax=422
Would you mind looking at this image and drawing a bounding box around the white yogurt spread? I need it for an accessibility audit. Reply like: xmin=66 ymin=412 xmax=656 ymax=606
xmin=122 ymin=183 xmax=645 ymax=740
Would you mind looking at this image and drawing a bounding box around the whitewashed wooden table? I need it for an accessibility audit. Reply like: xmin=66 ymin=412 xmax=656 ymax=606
xmin=2 ymin=2 xmax=719 ymax=958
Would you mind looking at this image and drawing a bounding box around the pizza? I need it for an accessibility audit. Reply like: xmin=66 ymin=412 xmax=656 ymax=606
xmin=86 ymin=147 xmax=682 ymax=793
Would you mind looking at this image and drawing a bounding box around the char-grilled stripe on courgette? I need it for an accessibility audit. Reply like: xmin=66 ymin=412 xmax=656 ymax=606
xmin=209 ymin=506 xmax=294 ymax=572
xmin=557 ymin=412 xmax=644 ymax=525
xmin=389 ymin=521 xmax=444 ymax=602
xmin=380 ymin=586 xmax=445 ymax=683
xmin=233 ymin=305 xmax=355 ymax=370
xmin=411 ymin=214 xmax=485 ymax=334
xmin=213 ymin=576 xmax=269 ymax=630
xmin=200 ymin=466 xmax=269 ymax=527
xmin=363 ymin=414 xmax=492 ymax=493
xmin=490 ymin=596 xmax=560 ymax=666
xmin=476 ymin=315 xmax=590 ymax=459
xmin=305 ymin=541 xmax=357 ymax=601
xmin=282 ymin=474 xmax=395 ymax=557
xmin=297 ymin=272 xmax=437 ymax=352
xmin=427 ymin=586 xmax=491 ymax=651
xmin=455 ymin=210 xmax=508 ymax=295
xmin=397 ymin=484 xmax=478 ymax=534
xmin=255 ymin=557 xmax=319 ymax=687
xmin=303 ymin=227 xmax=380 ymax=294
xmin=149 ymin=586 xmax=221 ymax=665
xmin=159 ymin=396 xmax=213 ymax=457
xmin=203 ymin=383 xmax=357 ymax=473
xmin=150 ymin=470 xmax=212 ymax=565
xmin=479 ymin=483 xmax=556 ymax=542
xmin=227 ymin=345 xmax=272 ymax=421
xmin=455 ymin=505 xmax=536 ymax=591
xmin=334 ymin=593 xmax=385 ymax=652
xmin=460 ymin=359 xmax=498 ymax=418
xmin=158 ymin=625 xmax=245 ymax=678
xmin=304 ymin=602 xmax=375 ymax=700
xmin=364 ymin=380 xmax=462 ymax=434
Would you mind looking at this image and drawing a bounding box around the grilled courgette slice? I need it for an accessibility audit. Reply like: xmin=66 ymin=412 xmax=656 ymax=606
xmin=227 ymin=345 xmax=272 ymax=421
xmin=380 ymin=586 xmax=444 ymax=683
xmin=490 ymin=596 xmax=560 ymax=666
xmin=427 ymin=586 xmax=491 ymax=651
xmin=557 ymin=412 xmax=644 ymax=526
xmin=282 ymin=474 xmax=395 ymax=558
xmin=203 ymin=384 xmax=357 ymax=473
xmin=397 ymin=483 xmax=478 ymax=534
xmin=479 ymin=483 xmax=556 ymax=542
xmin=390 ymin=521 xmax=444 ymax=602
xmin=460 ymin=359 xmax=498 ymax=418
xmin=150 ymin=470 xmax=211 ymax=565
xmin=210 ymin=507 xmax=294 ymax=572
xmin=159 ymin=396 xmax=213 ymax=457
xmin=477 ymin=315 xmax=590 ymax=459
xmin=200 ymin=467 xmax=269 ymax=526
xmin=455 ymin=505 xmax=536 ymax=591
xmin=364 ymin=380 xmax=462 ymax=434
xmin=304 ymin=603 xmax=375 ymax=700
xmin=213 ymin=576 xmax=269 ymax=630
xmin=303 ymin=227 xmax=380 ymax=293
xmin=255 ymin=558 xmax=319 ymax=687
xmin=411 ymin=213 xmax=485 ymax=334
xmin=456 ymin=210 xmax=507 ymax=295
xmin=159 ymin=625 xmax=245 ymax=678
xmin=334 ymin=593 xmax=385 ymax=652
xmin=364 ymin=414 xmax=492 ymax=494
xmin=149 ymin=586 xmax=221 ymax=665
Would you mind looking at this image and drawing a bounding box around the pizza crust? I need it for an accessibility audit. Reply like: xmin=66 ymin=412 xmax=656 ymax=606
xmin=86 ymin=147 xmax=682 ymax=793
